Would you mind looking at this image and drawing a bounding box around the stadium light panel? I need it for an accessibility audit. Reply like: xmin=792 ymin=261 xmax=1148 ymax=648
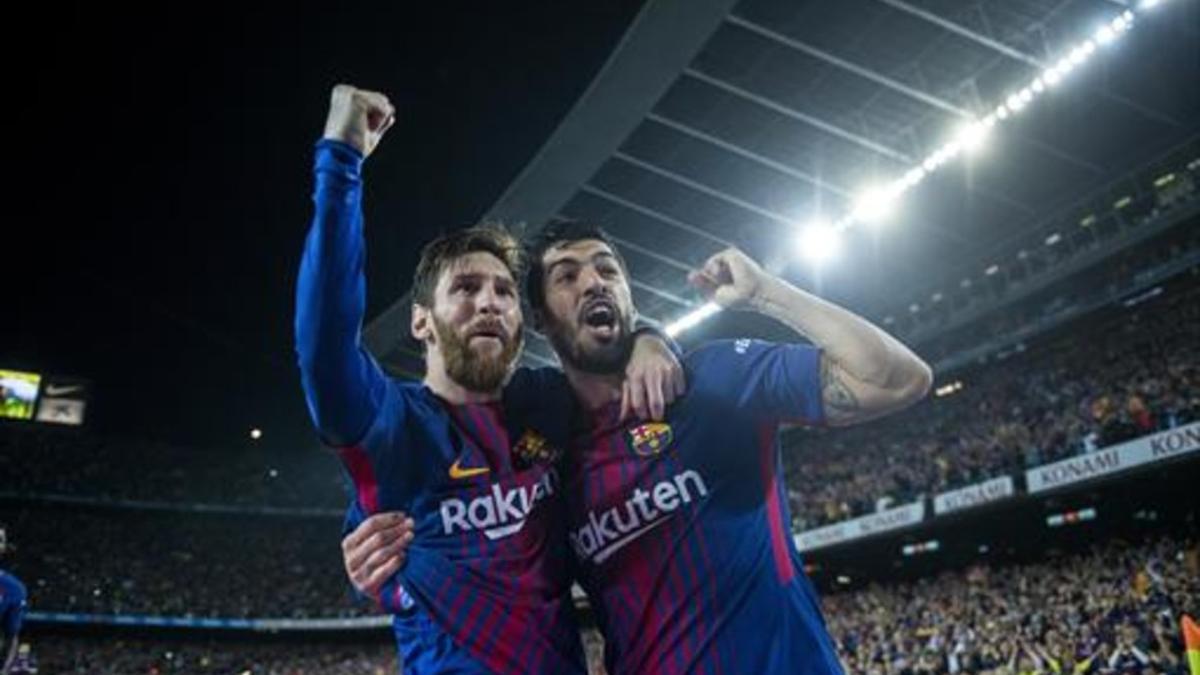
xmin=955 ymin=121 xmax=989 ymax=153
xmin=797 ymin=221 xmax=843 ymax=262
xmin=250 ymin=428 xmax=263 ymax=440
xmin=935 ymin=380 xmax=964 ymax=397
xmin=901 ymin=166 xmax=927 ymax=188
xmin=663 ymin=302 xmax=721 ymax=338
xmin=851 ymin=186 xmax=900 ymax=224
xmin=1153 ymin=172 xmax=1176 ymax=188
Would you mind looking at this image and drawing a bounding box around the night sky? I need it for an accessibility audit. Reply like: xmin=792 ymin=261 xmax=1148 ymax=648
xmin=8 ymin=1 xmax=646 ymax=452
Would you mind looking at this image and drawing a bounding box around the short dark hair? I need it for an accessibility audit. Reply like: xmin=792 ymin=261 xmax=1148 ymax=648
xmin=412 ymin=224 xmax=522 ymax=308
xmin=523 ymin=218 xmax=629 ymax=316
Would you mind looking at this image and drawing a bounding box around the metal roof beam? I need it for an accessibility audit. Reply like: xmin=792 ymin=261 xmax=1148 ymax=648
xmin=605 ymin=230 xmax=699 ymax=274
xmin=579 ymin=184 xmax=738 ymax=249
xmin=726 ymin=13 xmax=972 ymax=119
xmin=631 ymin=278 xmax=696 ymax=308
xmin=614 ymin=150 xmax=798 ymax=226
xmin=684 ymin=67 xmax=914 ymax=164
xmin=645 ymin=112 xmax=853 ymax=198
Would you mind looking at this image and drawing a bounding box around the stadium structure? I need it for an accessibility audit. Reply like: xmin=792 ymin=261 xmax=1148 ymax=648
xmin=3 ymin=0 xmax=1197 ymax=672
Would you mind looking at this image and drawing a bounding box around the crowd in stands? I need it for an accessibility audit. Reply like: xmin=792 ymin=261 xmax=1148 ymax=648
xmin=0 ymin=505 xmax=369 ymax=619
xmin=892 ymin=152 xmax=1199 ymax=347
xmin=825 ymin=534 xmax=1199 ymax=674
xmin=29 ymin=637 xmax=396 ymax=674
xmin=0 ymin=425 xmax=347 ymax=509
xmin=784 ymin=279 xmax=1200 ymax=531
xmin=914 ymin=224 xmax=1200 ymax=366
xmin=17 ymin=533 xmax=1195 ymax=674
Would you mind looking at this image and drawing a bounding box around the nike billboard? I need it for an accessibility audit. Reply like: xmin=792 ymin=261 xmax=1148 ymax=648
xmin=0 ymin=369 xmax=42 ymax=420
xmin=34 ymin=377 xmax=90 ymax=426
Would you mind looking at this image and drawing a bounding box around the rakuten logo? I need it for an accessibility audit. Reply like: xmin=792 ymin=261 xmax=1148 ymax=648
xmin=569 ymin=470 xmax=708 ymax=564
xmin=439 ymin=471 xmax=556 ymax=540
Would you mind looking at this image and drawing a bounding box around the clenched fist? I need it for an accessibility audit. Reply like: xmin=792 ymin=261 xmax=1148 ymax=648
xmin=687 ymin=247 xmax=770 ymax=310
xmin=323 ymin=84 xmax=395 ymax=157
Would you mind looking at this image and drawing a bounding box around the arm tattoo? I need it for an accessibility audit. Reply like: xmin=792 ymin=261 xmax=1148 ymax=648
xmin=821 ymin=356 xmax=860 ymax=421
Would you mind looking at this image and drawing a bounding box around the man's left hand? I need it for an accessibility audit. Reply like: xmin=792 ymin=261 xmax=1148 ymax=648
xmin=621 ymin=332 xmax=686 ymax=421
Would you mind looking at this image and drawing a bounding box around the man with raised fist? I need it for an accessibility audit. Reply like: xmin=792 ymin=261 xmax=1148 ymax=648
xmin=296 ymin=84 xmax=683 ymax=674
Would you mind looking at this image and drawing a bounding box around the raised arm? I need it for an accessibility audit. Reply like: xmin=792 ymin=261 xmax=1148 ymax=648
xmin=689 ymin=248 xmax=931 ymax=427
xmin=295 ymin=85 xmax=396 ymax=446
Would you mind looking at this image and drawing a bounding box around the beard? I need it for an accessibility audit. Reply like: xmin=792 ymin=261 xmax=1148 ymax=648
xmin=433 ymin=316 xmax=523 ymax=393
xmin=544 ymin=304 xmax=634 ymax=375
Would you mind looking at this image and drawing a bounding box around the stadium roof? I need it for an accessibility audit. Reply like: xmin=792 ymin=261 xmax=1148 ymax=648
xmin=366 ymin=0 xmax=1199 ymax=373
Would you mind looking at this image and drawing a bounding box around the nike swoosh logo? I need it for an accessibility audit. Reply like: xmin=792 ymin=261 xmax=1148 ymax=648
xmin=44 ymin=385 xmax=83 ymax=396
xmin=448 ymin=458 xmax=490 ymax=480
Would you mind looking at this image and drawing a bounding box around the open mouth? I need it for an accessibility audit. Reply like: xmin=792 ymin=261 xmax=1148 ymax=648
xmin=581 ymin=299 xmax=618 ymax=337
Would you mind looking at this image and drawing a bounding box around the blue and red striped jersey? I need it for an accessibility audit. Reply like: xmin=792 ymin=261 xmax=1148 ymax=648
xmin=562 ymin=339 xmax=844 ymax=674
xmin=0 ymin=569 xmax=26 ymax=637
xmin=296 ymin=140 xmax=584 ymax=674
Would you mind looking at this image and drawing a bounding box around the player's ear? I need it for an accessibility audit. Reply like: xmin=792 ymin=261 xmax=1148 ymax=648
xmin=411 ymin=303 xmax=433 ymax=343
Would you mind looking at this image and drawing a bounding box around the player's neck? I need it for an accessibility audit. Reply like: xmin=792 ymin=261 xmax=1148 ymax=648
xmin=561 ymin=364 xmax=623 ymax=413
xmin=422 ymin=353 xmax=502 ymax=404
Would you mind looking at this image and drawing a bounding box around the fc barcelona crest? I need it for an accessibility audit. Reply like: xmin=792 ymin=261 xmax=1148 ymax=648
xmin=513 ymin=429 xmax=561 ymax=467
xmin=627 ymin=422 xmax=673 ymax=457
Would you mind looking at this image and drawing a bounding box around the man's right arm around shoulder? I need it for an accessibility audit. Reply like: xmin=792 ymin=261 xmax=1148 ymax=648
xmin=295 ymin=85 xmax=397 ymax=447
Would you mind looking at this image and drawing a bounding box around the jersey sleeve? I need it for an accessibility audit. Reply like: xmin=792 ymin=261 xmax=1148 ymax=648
xmin=0 ymin=573 xmax=27 ymax=636
xmin=294 ymin=139 xmax=391 ymax=447
xmin=687 ymin=339 xmax=825 ymax=426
